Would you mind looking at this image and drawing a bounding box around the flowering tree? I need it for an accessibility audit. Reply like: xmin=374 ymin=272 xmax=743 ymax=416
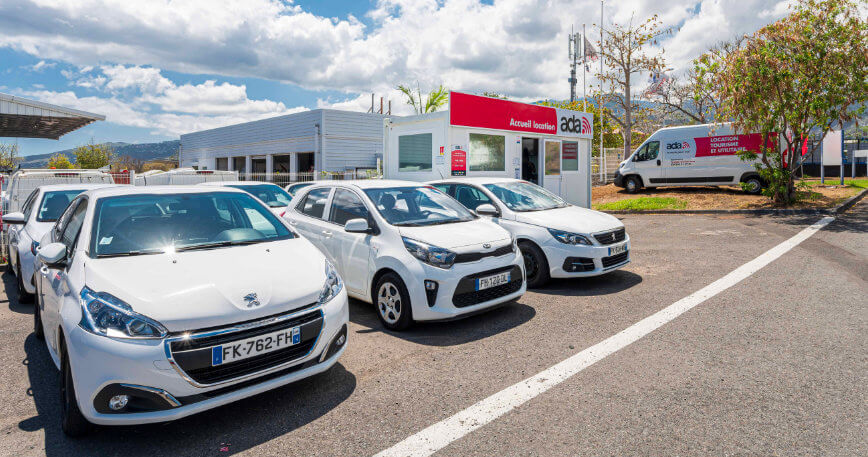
xmin=699 ymin=0 xmax=867 ymax=204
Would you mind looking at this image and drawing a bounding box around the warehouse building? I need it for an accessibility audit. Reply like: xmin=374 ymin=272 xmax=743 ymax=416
xmin=179 ymin=109 xmax=386 ymax=178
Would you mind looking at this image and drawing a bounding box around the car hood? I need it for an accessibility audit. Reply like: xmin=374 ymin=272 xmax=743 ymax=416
xmin=83 ymin=238 xmax=328 ymax=332
xmin=514 ymin=206 xmax=624 ymax=235
xmin=398 ymin=218 xmax=510 ymax=250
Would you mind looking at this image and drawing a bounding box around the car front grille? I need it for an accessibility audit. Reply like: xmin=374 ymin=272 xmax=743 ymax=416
xmin=454 ymin=244 xmax=514 ymax=263
xmin=594 ymin=228 xmax=626 ymax=245
xmin=452 ymin=265 xmax=523 ymax=308
xmin=168 ymin=308 xmax=323 ymax=385
xmin=601 ymin=251 xmax=629 ymax=268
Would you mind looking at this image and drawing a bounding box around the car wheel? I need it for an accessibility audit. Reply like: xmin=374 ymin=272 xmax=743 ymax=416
xmin=60 ymin=343 xmax=93 ymax=437
xmin=519 ymin=241 xmax=550 ymax=288
xmin=34 ymin=284 xmax=44 ymax=340
xmin=16 ymin=262 xmax=34 ymax=304
xmin=743 ymin=176 xmax=763 ymax=195
xmin=624 ymin=176 xmax=642 ymax=194
xmin=374 ymin=273 xmax=413 ymax=331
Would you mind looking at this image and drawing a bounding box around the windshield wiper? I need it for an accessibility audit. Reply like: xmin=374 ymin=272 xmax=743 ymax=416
xmin=175 ymin=239 xmax=265 ymax=252
xmin=96 ymin=250 xmax=161 ymax=258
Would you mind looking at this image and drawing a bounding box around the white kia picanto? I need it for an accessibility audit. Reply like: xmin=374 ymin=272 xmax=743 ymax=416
xmin=33 ymin=186 xmax=348 ymax=436
xmin=285 ymin=180 xmax=526 ymax=331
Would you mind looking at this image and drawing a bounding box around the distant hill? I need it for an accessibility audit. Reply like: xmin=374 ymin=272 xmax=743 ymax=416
xmin=19 ymin=140 xmax=179 ymax=168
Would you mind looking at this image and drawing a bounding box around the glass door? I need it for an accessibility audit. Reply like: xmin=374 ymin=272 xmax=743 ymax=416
xmin=543 ymin=140 xmax=562 ymax=195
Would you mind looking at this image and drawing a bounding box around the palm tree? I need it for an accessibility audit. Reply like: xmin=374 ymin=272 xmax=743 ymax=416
xmin=396 ymin=83 xmax=449 ymax=114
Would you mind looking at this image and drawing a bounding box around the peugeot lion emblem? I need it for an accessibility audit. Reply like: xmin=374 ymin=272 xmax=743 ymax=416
xmin=483 ymin=243 xmax=491 ymax=249
xmin=243 ymin=292 xmax=261 ymax=308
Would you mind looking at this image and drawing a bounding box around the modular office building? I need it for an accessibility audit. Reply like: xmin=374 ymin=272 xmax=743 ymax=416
xmin=179 ymin=109 xmax=386 ymax=178
xmin=384 ymin=92 xmax=594 ymax=207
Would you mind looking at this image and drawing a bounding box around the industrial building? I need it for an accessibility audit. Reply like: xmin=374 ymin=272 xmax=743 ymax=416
xmin=179 ymin=109 xmax=386 ymax=178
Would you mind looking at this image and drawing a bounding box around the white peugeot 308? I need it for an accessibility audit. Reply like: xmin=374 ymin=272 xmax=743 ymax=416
xmin=33 ymin=186 xmax=348 ymax=436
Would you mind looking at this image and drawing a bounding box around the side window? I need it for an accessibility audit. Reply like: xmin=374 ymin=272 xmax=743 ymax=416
xmin=53 ymin=197 xmax=82 ymax=241
xmin=453 ymin=185 xmax=493 ymax=211
xmin=21 ymin=190 xmax=39 ymax=220
xmin=646 ymin=141 xmax=660 ymax=160
xmin=431 ymin=184 xmax=452 ymax=195
xmin=60 ymin=199 xmax=87 ymax=255
xmin=329 ymin=189 xmax=370 ymax=226
xmin=297 ymin=188 xmax=331 ymax=219
xmin=635 ymin=144 xmax=649 ymax=161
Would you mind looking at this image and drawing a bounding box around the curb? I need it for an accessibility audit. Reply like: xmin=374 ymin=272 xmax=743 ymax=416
xmin=603 ymin=188 xmax=868 ymax=216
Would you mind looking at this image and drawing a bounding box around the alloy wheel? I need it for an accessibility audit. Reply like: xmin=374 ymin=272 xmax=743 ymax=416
xmin=377 ymin=282 xmax=402 ymax=325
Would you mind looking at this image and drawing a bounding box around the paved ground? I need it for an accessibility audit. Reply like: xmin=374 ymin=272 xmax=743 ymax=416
xmin=0 ymin=202 xmax=864 ymax=456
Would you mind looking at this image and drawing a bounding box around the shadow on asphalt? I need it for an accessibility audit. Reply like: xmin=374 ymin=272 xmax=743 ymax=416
xmin=535 ymin=269 xmax=643 ymax=297
xmin=349 ymin=298 xmax=536 ymax=347
xmin=3 ymin=267 xmax=33 ymax=315
xmin=19 ymin=332 xmax=356 ymax=456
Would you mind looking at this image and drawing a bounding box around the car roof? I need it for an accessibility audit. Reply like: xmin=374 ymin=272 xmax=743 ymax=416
xmin=428 ymin=177 xmax=524 ymax=186
xmin=198 ymin=181 xmax=278 ymax=186
xmin=305 ymin=179 xmax=431 ymax=190
xmin=35 ymin=183 xmax=118 ymax=193
xmin=82 ymin=185 xmax=248 ymax=199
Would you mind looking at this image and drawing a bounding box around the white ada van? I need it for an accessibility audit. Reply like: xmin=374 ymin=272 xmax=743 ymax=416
xmin=614 ymin=123 xmax=772 ymax=194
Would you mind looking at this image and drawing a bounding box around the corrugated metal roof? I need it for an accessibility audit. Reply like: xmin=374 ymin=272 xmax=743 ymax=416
xmin=0 ymin=92 xmax=105 ymax=139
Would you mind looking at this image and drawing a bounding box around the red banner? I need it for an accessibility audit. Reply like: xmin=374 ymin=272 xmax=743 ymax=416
xmin=694 ymin=133 xmax=774 ymax=157
xmin=562 ymin=142 xmax=578 ymax=160
xmin=450 ymin=92 xmax=558 ymax=135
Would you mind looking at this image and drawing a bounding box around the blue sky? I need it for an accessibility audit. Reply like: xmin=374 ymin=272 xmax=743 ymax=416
xmin=0 ymin=0 xmax=791 ymax=156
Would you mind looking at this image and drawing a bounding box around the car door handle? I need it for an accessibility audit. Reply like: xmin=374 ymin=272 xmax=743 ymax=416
xmin=656 ymin=159 xmax=661 ymax=166
xmin=288 ymin=220 xmax=298 ymax=225
xmin=322 ymin=230 xmax=333 ymax=237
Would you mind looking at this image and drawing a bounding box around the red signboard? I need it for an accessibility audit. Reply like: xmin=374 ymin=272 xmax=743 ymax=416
xmin=451 ymin=149 xmax=466 ymax=176
xmin=562 ymin=142 xmax=578 ymax=160
xmin=450 ymin=92 xmax=558 ymax=135
xmin=694 ymin=133 xmax=775 ymax=157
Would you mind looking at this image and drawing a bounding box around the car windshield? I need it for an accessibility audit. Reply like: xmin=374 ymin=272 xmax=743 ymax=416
xmin=287 ymin=182 xmax=313 ymax=196
xmin=483 ymin=181 xmax=568 ymax=212
xmin=37 ymin=190 xmax=86 ymax=222
xmin=227 ymin=184 xmax=293 ymax=208
xmin=364 ymin=186 xmax=476 ymax=226
xmin=91 ymin=192 xmax=294 ymax=257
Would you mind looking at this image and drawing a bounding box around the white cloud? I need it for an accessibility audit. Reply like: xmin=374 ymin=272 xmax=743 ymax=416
xmin=27 ymin=60 xmax=55 ymax=72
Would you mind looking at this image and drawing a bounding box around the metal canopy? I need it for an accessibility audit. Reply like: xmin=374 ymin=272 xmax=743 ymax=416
xmin=0 ymin=92 xmax=105 ymax=140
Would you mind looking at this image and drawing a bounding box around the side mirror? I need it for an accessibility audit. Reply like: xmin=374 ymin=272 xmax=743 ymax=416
xmin=2 ymin=212 xmax=26 ymax=225
xmin=344 ymin=218 xmax=371 ymax=233
xmin=37 ymin=242 xmax=67 ymax=267
xmin=475 ymin=204 xmax=499 ymax=216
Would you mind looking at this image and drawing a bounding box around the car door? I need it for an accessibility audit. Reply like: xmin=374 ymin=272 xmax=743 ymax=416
xmin=289 ymin=187 xmax=334 ymax=255
xmin=40 ymin=197 xmax=87 ymax=353
xmin=326 ymin=188 xmax=374 ymax=294
xmin=631 ymin=141 xmax=663 ymax=185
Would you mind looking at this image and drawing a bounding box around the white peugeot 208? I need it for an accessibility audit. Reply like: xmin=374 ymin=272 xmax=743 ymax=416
xmin=285 ymin=180 xmax=526 ymax=331
xmin=33 ymin=186 xmax=348 ymax=436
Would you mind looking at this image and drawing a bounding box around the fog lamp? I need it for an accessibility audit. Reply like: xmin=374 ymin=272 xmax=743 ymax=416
xmin=109 ymin=394 xmax=129 ymax=411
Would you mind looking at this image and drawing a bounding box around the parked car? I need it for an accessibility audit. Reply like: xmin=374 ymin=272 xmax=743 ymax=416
xmin=430 ymin=178 xmax=630 ymax=287
xmin=2 ymin=169 xmax=115 ymax=213
xmin=133 ymin=168 xmax=238 ymax=186
xmin=285 ymin=180 xmax=526 ymax=330
xmin=33 ymin=186 xmax=348 ymax=436
xmin=285 ymin=182 xmax=314 ymax=197
xmin=614 ymin=123 xmax=768 ymax=194
xmin=3 ymin=184 xmax=117 ymax=303
xmin=200 ymin=181 xmax=294 ymax=215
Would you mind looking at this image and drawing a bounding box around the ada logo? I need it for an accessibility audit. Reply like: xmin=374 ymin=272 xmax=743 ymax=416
xmin=560 ymin=115 xmax=592 ymax=135
xmin=666 ymin=141 xmax=690 ymax=150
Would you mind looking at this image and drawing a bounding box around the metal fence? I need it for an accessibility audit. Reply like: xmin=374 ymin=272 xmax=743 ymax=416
xmin=592 ymin=148 xmax=625 ymax=186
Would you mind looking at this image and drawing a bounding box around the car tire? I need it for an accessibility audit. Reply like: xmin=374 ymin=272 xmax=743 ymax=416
xmin=34 ymin=284 xmax=44 ymax=341
xmin=60 ymin=343 xmax=93 ymax=437
xmin=624 ymin=176 xmax=642 ymax=194
xmin=374 ymin=273 xmax=413 ymax=331
xmin=519 ymin=241 xmax=550 ymax=288
xmin=16 ymin=262 xmax=34 ymax=304
xmin=743 ymin=176 xmax=763 ymax=195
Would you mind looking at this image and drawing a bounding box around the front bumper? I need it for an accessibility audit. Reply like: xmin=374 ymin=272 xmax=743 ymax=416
xmin=405 ymin=251 xmax=526 ymax=322
xmin=65 ymin=288 xmax=349 ymax=425
xmin=613 ymin=170 xmax=625 ymax=187
xmin=543 ymin=236 xmax=631 ymax=278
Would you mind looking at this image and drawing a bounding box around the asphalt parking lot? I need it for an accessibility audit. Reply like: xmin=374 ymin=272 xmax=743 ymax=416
xmin=0 ymin=202 xmax=865 ymax=456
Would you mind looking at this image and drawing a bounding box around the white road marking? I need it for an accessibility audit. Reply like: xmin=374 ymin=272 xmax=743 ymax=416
xmin=374 ymin=216 xmax=835 ymax=457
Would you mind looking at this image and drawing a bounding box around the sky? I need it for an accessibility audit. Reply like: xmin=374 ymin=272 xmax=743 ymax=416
xmin=0 ymin=0 xmax=793 ymax=156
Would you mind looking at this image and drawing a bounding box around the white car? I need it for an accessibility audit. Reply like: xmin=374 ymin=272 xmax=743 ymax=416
xmin=430 ymin=178 xmax=630 ymax=287
xmin=33 ymin=186 xmax=348 ymax=436
xmin=4 ymin=184 xmax=116 ymax=303
xmin=285 ymin=180 xmax=526 ymax=330
xmin=285 ymin=182 xmax=314 ymax=197
xmin=200 ymin=181 xmax=294 ymax=216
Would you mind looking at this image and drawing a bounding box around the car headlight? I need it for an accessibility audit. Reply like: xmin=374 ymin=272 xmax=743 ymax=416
xmin=403 ymin=237 xmax=456 ymax=269
xmin=548 ymin=228 xmax=592 ymax=245
xmin=79 ymin=287 xmax=168 ymax=339
xmin=318 ymin=260 xmax=343 ymax=304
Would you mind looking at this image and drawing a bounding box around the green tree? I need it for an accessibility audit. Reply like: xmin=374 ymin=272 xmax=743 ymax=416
xmin=699 ymin=0 xmax=867 ymax=204
xmin=538 ymin=99 xmax=621 ymax=153
xmin=47 ymin=153 xmax=73 ymax=169
xmin=73 ymin=141 xmax=114 ymax=169
xmin=0 ymin=142 xmax=20 ymax=170
xmin=396 ymin=83 xmax=449 ymax=114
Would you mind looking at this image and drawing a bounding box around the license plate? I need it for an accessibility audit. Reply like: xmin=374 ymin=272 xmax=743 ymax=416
xmin=211 ymin=326 xmax=301 ymax=366
xmin=476 ymin=272 xmax=511 ymax=291
xmin=609 ymin=243 xmax=628 ymax=256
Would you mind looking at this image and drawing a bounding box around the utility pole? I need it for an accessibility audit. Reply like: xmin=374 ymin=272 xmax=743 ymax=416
xmin=599 ymin=1 xmax=605 ymax=184
xmin=582 ymin=24 xmax=587 ymax=107
xmin=569 ymin=26 xmax=577 ymax=103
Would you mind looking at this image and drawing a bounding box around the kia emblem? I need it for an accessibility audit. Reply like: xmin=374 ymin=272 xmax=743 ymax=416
xmin=483 ymin=243 xmax=491 ymax=249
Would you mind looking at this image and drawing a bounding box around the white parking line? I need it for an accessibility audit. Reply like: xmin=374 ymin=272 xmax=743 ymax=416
xmin=374 ymin=216 xmax=835 ymax=457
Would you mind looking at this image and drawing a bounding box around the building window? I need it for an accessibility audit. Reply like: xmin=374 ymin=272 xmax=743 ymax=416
xmin=398 ymin=133 xmax=433 ymax=172
xmin=469 ymin=133 xmax=505 ymax=171
xmin=215 ymin=157 xmax=228 ymax=171
xmin=232 ymin=157 xmax=246 ymax=172
xmin=545 ymin=141 xmax=561 ymax=175
xmin=273 ymin=155 xmax=291 ymax=173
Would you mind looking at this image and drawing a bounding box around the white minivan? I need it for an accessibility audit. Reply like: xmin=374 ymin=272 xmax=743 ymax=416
xmin=614 ymin=123 xmax=768 ymax=194
xmin=286 ymin=180 xmax=526 ymax=330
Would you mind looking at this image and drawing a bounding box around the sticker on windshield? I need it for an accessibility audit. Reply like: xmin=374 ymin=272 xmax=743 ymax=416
xmin=99 ymin=236 xmax=113 ymax=245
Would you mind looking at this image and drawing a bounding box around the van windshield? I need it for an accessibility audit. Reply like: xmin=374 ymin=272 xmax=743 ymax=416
xmin=364 ymin=186 xmax=476 ymax=226
xmin=483 ymin=181 xmax=568 ymax=212
xmin=91 ymin=192 xmax=294 ymax=257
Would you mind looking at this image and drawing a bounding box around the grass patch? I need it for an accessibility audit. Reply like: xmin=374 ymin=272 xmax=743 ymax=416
xmin=595 ymin=197 xmax=688 ymax=211
xmin=808 ymin=178 xmax=868 ymax=189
